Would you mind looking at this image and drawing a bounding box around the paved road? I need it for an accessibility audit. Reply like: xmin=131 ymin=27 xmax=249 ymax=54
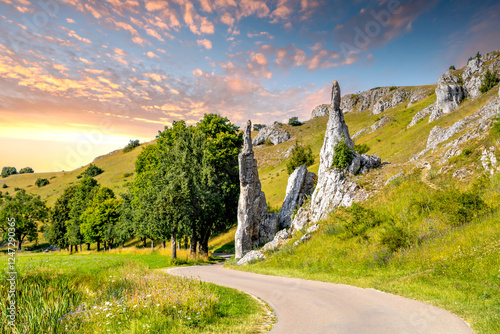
xmin=167 ymin=258 xmax=473 ymax=334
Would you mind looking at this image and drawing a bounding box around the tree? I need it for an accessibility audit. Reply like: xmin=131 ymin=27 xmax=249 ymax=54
xmin=35 ymin=178 xmax=50 ymax=187
xmin=449 ymin=65 xmax=456 ymax=70
xmin=253 ymin=124 xmax=266 ymax=131
xmin=67 ymin=177 xmax=99 ymax=251
xmin=123 ymin=139 xmax=140 ymax=153
xmin=286 ymin=142 xmax=315 ymax=174
xmin=19 ymin=167 xmax=34 ymax=174
xmin=0 ymin=190 xmax=48 ymax=250
xmin=115 ymin=192 xmax=135 ymax=247
xmin=1 ymin=167 xmax=17 ymax=178
xmin=79 ymin=164 xmax=104 ymax=178
xmin=46 ymin=185 xmax=77 ymax=250
xmin=288 ymin=117 xmax=302 ymax=126
xmin=479 ymin=69 xmax=499 ymax=94
xmin=80 ymin=187 xmax=121 ymax=251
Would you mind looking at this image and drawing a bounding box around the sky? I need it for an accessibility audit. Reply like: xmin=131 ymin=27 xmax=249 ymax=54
xmin=1 ymin=0 xmax=499 ymax=172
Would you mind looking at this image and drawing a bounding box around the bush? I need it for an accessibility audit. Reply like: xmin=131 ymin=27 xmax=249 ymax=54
xmin=19 ymin=167 xmax=34 ymax=174
xmin=1 ymin=167 xmax=17 ymax=178
xmin=288 ymin=117 xmax=302 ymax=126
xmin=331 ymin=137 xmax=354 ymax=169
xmin=354 ymin=143 xmax=370 ymax=155
xmin=336 ymin=204 xmax=384 ymax=239
xmin=264 ymin=138 xmax=273 ymax=146
xmin=380 ymin=224 xmax=415 ymax=252
xmin=449 ymin=65 xmax=456 ymax=70
xmin=286 ymin=142 xmax=315 ymax=174
xmin=389 ymin=86 xmax=397 ymax=91
xmin=123 ymin=139 xmax=140 ymax=153
xmin=79 ymin=164 xmax=104 ymax=178
xmin=253 ymin=124 xmax=266 ymax=131
xmin=35 ymin=178 xmax=50 ymax=187
xmin=479 ymin=69 xmax=499 ymax=94
xmin=2 ymin=183 xmax=7 ymax=188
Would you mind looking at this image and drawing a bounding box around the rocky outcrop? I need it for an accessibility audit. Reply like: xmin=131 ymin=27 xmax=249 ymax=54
xmin=237 ymin=250 xmax=265 ymax=265
xmin=340 ymin=94 xmax=355 ymax=113
xmin=235 ymin=120 xmax=277 ymax=259
xmin=407 ymin=88 xmax=427 ymax=107
xmin=370 ymin=116 xmax=391 ymax=132
xmin=352 ymin=128 xmax=367 ymax=139
xmin=347 ymin=153 xmax=382 ymax=175
xmin=277 ymin=165 xmax=316 ymax=229
xmin=262 ymin=229 xmax=290 ymax=252
xmin=385 ymin=172 xmax=404 ymax=186
xmin=435 ymin=70 xmax=464 ymax=116
xmin=408 ymin=103 xmax=436 ymax=127
xmin=252 ymin=122 xmax=290 ymax=146
xmin=481 ymin=146 xmax=499 ymax=175
xmin=291 ymin=81 xmax=381 ymax=232
xmin=311 ymin=104 xmax=330 ymax=118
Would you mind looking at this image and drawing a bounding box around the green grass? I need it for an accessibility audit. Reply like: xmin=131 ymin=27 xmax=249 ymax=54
xmin=231 ymin=172 xmax=500 ymax=334
xmin=1 ymin=252 xmax=268 ymax=334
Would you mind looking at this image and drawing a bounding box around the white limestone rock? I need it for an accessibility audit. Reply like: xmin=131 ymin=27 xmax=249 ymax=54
xmin=311 ymin=104 xmax=331 ymax=118
xmin=340 ymin=94 xmax=355 ymax=113
xmin=408 ymin=103 xmax=436 ymax=127
xmin=385 ymin=172 xmax=404 ymax=186
xmin=237 ymin=250 xmax=265 ymax=265
xmin=278 ymin=165 xmax=316 ymax=229
xmin=370 ymin=116 xmax=391 ymax=132
xmin=293 ymin=234 xmax=311 ymax=246
xmin=435 ymin=71 xmax=464 ymax=115
xmin=262 ymin=229 xmax=290 ymax=252
xmin=252 ymin=122 xmax=290 ymax=146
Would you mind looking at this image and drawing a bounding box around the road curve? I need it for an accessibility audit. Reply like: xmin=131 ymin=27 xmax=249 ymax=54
xmin=167 ymin=259 xmax=473 ymax=334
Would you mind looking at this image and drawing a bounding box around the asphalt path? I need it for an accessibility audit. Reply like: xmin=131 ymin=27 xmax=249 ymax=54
xmin=167 ymin=256 xmax=473 ymax=334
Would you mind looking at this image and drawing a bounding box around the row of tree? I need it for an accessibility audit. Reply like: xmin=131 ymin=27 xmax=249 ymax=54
xmin=1 ymin=114 xmax=243 ymax=258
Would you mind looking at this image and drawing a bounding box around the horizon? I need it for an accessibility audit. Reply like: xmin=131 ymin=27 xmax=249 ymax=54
xmin=1 ymin=0 xmax=500 ymax=172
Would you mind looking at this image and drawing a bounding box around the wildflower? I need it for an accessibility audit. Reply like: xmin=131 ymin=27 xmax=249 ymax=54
xmin=106 ymin=313 xmax=112 ymax=317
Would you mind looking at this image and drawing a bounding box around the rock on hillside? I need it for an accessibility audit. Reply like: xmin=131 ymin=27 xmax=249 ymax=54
xmin=293 ymin=81 xmax=381 ymax=231
xmin=311 ymin=104 xmax=330 ymax=118
xmin=252 ymin=122 xmax=290 ymax=146
xmin=235 ymin=120 xmax=278 ymax=259
xmin=277 ymin=165 xmax=316 ymax=229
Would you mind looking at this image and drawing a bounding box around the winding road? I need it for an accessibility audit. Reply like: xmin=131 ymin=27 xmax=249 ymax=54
xmin=167 ymin=256 xmax=473 ymax=334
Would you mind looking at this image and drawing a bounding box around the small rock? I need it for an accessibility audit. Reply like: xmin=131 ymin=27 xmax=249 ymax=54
xmin=262 ymin=229 xmax=290 ymax=252
xmin=452 ymin=168 xmax=469 ymax=179
xmin=352 ymin=128 xmax=367 ymax=139
xmin=370 ymin=116 xmax=391 ymax=132
xmin=311 ymin=104 xmax=331 ymax=118
xmin=307 ymin=224 xmax=319 ymax=233
xmin=252 ymin=122 xmax=290 ymax=146
xmin=384 ymin=172 xmax=404 ymax=186
xmin=293 ymin=234 xmax=311 ymax=247
xmin=237 ymin=250 xmax=265 ymax=265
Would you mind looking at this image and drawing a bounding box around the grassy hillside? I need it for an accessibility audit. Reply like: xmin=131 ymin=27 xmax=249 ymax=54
xmin=0 ymin=142 xmax=153 ymax=206
xmin=231 ymin=84 xmax=500 ymax=333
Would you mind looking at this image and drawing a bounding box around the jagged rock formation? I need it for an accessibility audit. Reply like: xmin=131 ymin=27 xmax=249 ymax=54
xmin=435 ymin=70 xmax=464 ymax=115
xmin=252 ymin=122 xmax=290 ymax=146
xmin=370 ymin=116 xmax=391 ymax=132
xmin=237 ymin=250 xmax=265 ymax=265
xmin=292 ymin=81 xmax=381 ymax=232
xmin=408 ymin=103 xmax=436 ymax=128
xmin=311 ymin=104 xmax=330 ymax=118
xmin=277 ymin=165 xmax=316 ymax=229
xmin=235 ymin=120 xmax=278 ymax=259
xmin=481 ymin=147 xmax=499 ymax=175
xmin=340 ymin=94 xmax=355 ymax=113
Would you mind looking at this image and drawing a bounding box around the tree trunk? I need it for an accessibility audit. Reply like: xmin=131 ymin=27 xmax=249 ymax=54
xmin=70 ymin=245 xmax=73 ymax=253
xmin=79 ymin=244 xmax=82 ymax=252
xmin=171 ymin=233 xmax=177 ymax=260
xmin=200 ymin=233 xmax=210 ymax=258
xmin=151 ymin=240 xmax=154 ymax=251
xmin=190 ymin=233 xmax=197 ymax=259
xmin=162 ymin=240 xmax=166 ymax=249
xmin=142 ymin=238 xmax=146 ymax=248
xmin=121 ymin=242 xmax=125 ymax=248
xmin=87 ymin=243 xmax=90 ymax=250
xmin=17 ymin=239 xmax=22 ymax=251
xmin=97 ymin=241 xmax=100 ymax=252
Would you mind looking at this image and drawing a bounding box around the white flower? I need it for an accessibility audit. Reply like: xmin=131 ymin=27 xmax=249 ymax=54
xmin=106 ymin=313 xmax=112 ymax=318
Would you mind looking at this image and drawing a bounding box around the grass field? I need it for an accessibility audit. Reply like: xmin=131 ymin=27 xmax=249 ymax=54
xmin=1 ymin=250 xmax=268 ymax=334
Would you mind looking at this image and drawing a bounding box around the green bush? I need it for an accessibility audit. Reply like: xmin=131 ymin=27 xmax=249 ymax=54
xmin=264 ymin=138 xmax=273 ymax=146
xmin=449 ymin=65 xmax=456 ymax=70
xmin=389 ymin=86 xmax=397 ymax=91
xmin=331 ymin=137 xmax=354 ymax=169
xmin=253 ymin=124 xmax=266 ymax=131
xmin=35 ymin=178 xmax=50 ymax=187
xmin=79 ymin=164 xmax=104 ymax=178
xmin=479 ymin=69 xmax=499 ymax=94
xmin=19 ymin=167 xmax=34 ymax=174
xmin=123 ymin=139 xmax=140 ymax=153
xmin=1 ymin=166 xmax=17 ymax=178
xmin=354 ymin=143 xmax=370 ymax=155
xmin=286 ymin=142 xmax=315 ymax=174
xmin=380 ymin=224 xmax=415 ymax=252
xmin=288 ymin=117 xmax=302 ymax=126
xmin=336 ymin=204 xmax=383 ymax=240
xmin=2 ymin=183 xmax=7 ymax=188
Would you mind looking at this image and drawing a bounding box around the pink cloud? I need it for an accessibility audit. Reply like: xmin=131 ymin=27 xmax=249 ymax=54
xmin=197 ymin=39 xmax=213 ymax=49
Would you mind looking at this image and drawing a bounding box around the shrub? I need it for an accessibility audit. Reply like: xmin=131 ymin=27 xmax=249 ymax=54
xmin=14 ymin=187 xmax=21 ymax=191
xmin=122 ymin=172 xmax=134 ymax=178
xmin=253 ymin=124 xmax=266 ymax=131
xmin=449 ymin=65 xmax=456 ymax=70
xmin=331 ymin=137 xmax=354 ymax=169
xmin=354 ymin=143 xmax=370 ymax=154
xmin=35 ymin=178 xmax=50 ymax=187
xmin=479 ymin=69 xmax=499 ymax=94
xmin=286 ymin=142 xmax=315 ymax=174
xmin=19 ymin=167 xmax=34 ymax=174
xmin=2 ymin=183 xmax=7 ymax=188
xmin=123 ymin=139 xmax=140 ymax=153
xmin=380 ymin=224 xmax=415 ymax=253
xmin=264 ymin=138 xmax=273 ymax=146
xmin=389 ymin=86 xmax=398 ymax=91
xmin=336 ymin=204 xmax=384 ymax=239
xmin=79 ymin=164 xmax=104 ymax=178
xmin=288 ymin=117 xmax=302 ymax=126
xmin=1 ymin=167 xmax=17 ymax=178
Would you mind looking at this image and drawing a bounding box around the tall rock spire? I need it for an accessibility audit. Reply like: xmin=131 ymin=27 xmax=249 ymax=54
xmin=331 ymin=80 xmax=341 ymax=111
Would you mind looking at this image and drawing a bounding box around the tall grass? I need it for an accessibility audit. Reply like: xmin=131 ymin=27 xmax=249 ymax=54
xmin=1 ymin=253 xmax=267 ymax=334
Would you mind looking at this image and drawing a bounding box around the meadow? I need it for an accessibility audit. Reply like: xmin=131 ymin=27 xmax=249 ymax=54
xmin=0 ymin=250 xmax=267 ymax=334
